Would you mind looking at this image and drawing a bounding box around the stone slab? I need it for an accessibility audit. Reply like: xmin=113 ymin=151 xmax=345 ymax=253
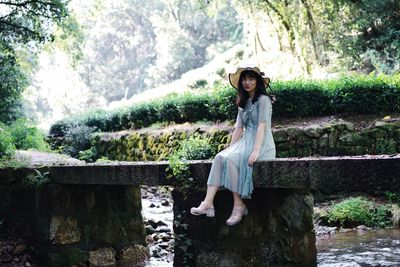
xmin=3 ymin=155 xmax=400 ymax=191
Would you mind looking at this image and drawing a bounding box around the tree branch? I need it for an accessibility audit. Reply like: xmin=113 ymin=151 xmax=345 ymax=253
xmin=0 ymin=19 xmax=42 ymax=38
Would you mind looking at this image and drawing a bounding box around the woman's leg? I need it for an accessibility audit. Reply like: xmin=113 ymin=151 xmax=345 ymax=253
xmin=232 ymin=192 xmax=245 ymax=208
xmin=190 ymin=185 xmax=218 ymax=217
xmin=226 ymin=192 xmax=248 ymax=225
xmin=203 ymin=185 xmax=219 ymax=207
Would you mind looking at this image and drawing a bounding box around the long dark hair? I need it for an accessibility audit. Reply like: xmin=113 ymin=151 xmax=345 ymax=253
xmin=236 ymin=70 xmax=274 ymax=109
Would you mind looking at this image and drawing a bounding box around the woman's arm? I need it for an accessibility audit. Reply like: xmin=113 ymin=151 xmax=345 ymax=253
xmin=230 ymin=127 xmax=243 ymax=146
xmin=230 ymin=107 xmax=244 ymax=146
xmin=248 ymin=123 xmax=266 ymax=166
xmin=248 ymin=95 xmax=271 ymax=166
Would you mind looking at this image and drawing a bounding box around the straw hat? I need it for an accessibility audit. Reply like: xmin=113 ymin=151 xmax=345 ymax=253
xmin=228 ymin=66 xmax=270 ymax=90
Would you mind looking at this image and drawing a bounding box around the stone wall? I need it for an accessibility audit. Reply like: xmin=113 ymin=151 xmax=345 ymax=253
xmin=0 ymin=170 xmax=148 ymax=267
xmin=92 ymin=120 xmax=400 ymax=161
xmin=173 ymin=188 xmax=316 ymax=267
xmin=2 ymin=155 xmax=400 ymax=266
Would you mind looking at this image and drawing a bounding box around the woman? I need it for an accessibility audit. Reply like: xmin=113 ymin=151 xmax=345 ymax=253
xmin=190 ymin=66 xmax=276 ymax=226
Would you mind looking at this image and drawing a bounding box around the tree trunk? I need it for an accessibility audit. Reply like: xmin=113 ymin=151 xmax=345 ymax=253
xmin=300 ymin=0 xmax=321 ymax=64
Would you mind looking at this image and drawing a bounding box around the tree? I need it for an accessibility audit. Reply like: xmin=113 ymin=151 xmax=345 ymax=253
xmin=227 ymin=0 xmax=400 ymax=75
xmin=0 ymin=0 xmax=69 ymax=123
xmin=77 ymin=0 xmax=243 ymax=103
xmin=78 ymin=0 xmax=158 ymax=102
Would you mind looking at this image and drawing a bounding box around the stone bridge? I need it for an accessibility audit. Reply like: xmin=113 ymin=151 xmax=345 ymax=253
xmin=1 ymin=155 xmax=399 ymax=266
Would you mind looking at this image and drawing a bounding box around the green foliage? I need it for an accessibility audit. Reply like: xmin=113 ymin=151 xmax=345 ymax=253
xmin=327 ymin=197 xmax=392 ymax=228
xmin=0 ymin=1 xmax=70 ymax=124
xmin=167 ymin=154 xmax=191 ymax=183
xmin=0 ymin=123 xmax=16 ymax=158
xmin=0 ymin=42 xmax=26 ymax=123
xmin=173 ymin=135 xmax=214 ymax=161
xmin=189 ymin=79 xmax=208 ymax=89
xmin=0 ymin=1 xmax=68 ymax=45
xmin=50 ymin=74 xmax=400 ymax=136
xmin=63 ymin=123 xmax=97 ymax=158
xmin=24 ymin=169 xmax=50 ymax=187
xmin=334 ymin=0 xmax=400 ymax=74
xmin=78 ymin=147 xmax=98 ymax=163
xmin=167 ymin=135 xmax=213 ymax=192
xmin=0 ymin=119 xmax=48 ymax=162
xmin=76 ymin=0 xmax=242 ymax=102
xmin=385 ymin=191 xmax=400 ymax=204
xmin=0 ymin=157 xmax=30 ymax=169
xmin=7 ymin=119 xmax=49 ymax=151
xmin=235 ymin=0 xmax=400 ymax=74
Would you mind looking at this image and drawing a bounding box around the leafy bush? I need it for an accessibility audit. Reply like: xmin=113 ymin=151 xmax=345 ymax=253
xmin=385 ymin=191 xmax=400 ymax=204
xmin=167 ymin=135 xmax=214 ymax=187
xmin=0 ymin=119 xmax=49 ymax=159
xmin=0 ymin=123 xmax=16 ymax=158
xmin=327 ymin=197 xmax=392 ymax=228
xmin=7 ymin=119 xmax=49 ymax=151
xmin=173 ymin=134 xmax=215 ymax=160
xmin=63 ymin=123 xmax=97 ymax=158
xmin=78 ymin=147 xmax=98 ymax=163
xmin=50 ymin=74 xmax=400 ymax=136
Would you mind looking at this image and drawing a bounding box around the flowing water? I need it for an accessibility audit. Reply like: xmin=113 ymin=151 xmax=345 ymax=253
xmin=141 ymin=188 xmax=400 ymax=266
xmin=317 ymin=229 xmax=400 ymax=267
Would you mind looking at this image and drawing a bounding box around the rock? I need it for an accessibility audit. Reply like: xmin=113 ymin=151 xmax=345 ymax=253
xmin=339 ymin=132 xmax=372 ymax=146
xmin=286 ymin=127 xmax=303 ymax=140
xmin=118 ymin=245 xmax=149 ymax=267
xmin=146 ymin=235 xmax=154 ymax=244
xmin=156 ymin=220 xmax=168 ymax=227
xmin=13 ymin=244 xmax=27 ymax=255
xmin=158 ymin=242 xmax=170 ymax=249
xmin=88 ymin=247 xmax=116 ymax=267
xmin=272 ymin=129 xmax=288 ymax=143
xmin=151 ymin=233 xmax=159 ymax=241
xmin=151 ymin=247 xmax=162 ymax=258
xmin=146 ymin=219 xmax=158 ymax=229
xmin=49 ymin=216 xmax=81 ymax=245
xmin=367 ymin=128 xmax=388 ymax=139
xmin=155 ymin=232 xmax=172 ymax=242
xmin=161 ymin=200 xmax=170 ymax=206
xmin=304 ymin=125 xmax=323 ymax=138
xmin=156 ymin=226 xmax=171 ymax=233
xmin=145 ymin=225 xmax=156 ymax=235
xmin=356 ymin=225 xmax=368 ymax=231
xmin=337 ymin=122 xmax=355 ymax=131
xmin=150 ymin=187 xmax=158 ymax=194
xmin=339 ymin=228 xmax=353 ymax=233
xmin=149 ymin=203 xmax=156 ymax=208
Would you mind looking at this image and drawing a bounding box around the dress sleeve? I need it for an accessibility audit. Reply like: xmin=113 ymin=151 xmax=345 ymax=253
xmin=258 ymin=95 xmax=272 ymax=123
xmin=234 ymin=108 xmax=243 ymax=128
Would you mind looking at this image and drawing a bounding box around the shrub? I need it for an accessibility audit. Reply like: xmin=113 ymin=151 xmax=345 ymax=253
xmin=63 ymin=123 xmax=97 ymax=158
xmin=0 ymin=119 xmax=49 ymax=159
xmin=327 ymin=197 xmax=392 ymax=228
xmin=49 ymin=74 xmax=400 ymax=136
xmin=173 ymin=134 xmax=215 ymax=160
xmin=0 ymin=123 xmax=15 ymax=158
xmin=7 ymin=119 xmax=49 ymax=151
xmin=167 ymin=134 xmax=214 ymax=186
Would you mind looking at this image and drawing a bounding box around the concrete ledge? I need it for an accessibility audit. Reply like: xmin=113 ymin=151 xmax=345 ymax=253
xmin=2 ymin=155 xmax=399 ymax=192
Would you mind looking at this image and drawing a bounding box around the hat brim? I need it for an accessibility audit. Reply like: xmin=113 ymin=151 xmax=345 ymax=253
xmin=228 ymin=67 xmax=270 ymax=90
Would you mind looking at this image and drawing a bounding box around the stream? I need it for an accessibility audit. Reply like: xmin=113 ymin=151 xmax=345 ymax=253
xmin=141 ymin=187 xmax=400 ymax=267
xmin=317 ymin=229 xmax=400 ymax=266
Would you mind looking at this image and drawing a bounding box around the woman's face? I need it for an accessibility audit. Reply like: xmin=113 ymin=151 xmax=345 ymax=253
xmin=241 ymin=74 xmax=257 ymax=96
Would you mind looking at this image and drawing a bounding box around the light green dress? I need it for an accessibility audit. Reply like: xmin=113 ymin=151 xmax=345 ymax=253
xmin=207 ymin=94 xmax=276 ymax=199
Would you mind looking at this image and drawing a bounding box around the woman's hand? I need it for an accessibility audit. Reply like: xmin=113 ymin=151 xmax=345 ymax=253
xmin=248 ymin=150 xmax=259 ymax=167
